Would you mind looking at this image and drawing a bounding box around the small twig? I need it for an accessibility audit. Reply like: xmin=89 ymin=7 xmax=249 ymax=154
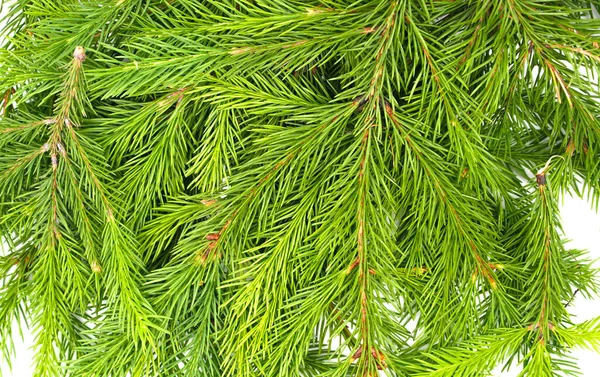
xmin=564 ymin=289 xmax=580 ymax=308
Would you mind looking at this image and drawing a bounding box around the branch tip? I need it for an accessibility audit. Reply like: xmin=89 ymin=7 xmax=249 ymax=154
xmin=73 ymin=46 xmax=86 ymax=62
xmin=535 ymin=172 xmax=546 ymax=186
xmin=90 ymin=260 xmax=102 ymax=273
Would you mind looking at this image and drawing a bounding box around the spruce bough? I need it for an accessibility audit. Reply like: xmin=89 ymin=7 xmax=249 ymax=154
xmin=1 ymin=1 xmax=600 ymax=376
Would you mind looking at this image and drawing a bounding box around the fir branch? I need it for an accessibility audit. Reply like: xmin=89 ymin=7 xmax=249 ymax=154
xmin=397 ymin=328 xmax=528 ymax=377
xmin=1 ymin=1 xmax=600 ymax=376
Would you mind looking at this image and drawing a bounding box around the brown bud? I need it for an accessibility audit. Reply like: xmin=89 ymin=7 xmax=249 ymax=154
xmin=206 ymin=233 xmax=220 ymax=241
xmin=384 ymin=101 xmax=393 ymax=116
xmin=371 ymin=347 xmax=387 ymax=369
xmin=535 ymin=173 xmax=546 ymax=186
xmin=351 ymin=345 xmax=363 ymax=361
xmin=379 ymin=98 xmax=392 ymax=115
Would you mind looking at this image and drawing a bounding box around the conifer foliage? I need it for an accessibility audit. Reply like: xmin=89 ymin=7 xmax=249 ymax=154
xmin=1 ymin=1 xmax=600 ymax=376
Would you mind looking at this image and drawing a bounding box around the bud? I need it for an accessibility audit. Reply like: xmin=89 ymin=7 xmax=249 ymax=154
xmin=371 ymin=347 xmax=387 ymax=369
xmin=351 ymin=345 xmax=363 ymax=361
xmin=51 ymin=153 xmax=58 ymax=171
xmin=73 ymin=46 xmax=86 ymax=62
xmin=90 ymin=260 xmax=102 ymax=273
xmin=206 ymin=233 xmax=220 ymax=241
xmin=57 ymin=142 xmax=66 ymax=157
xmin=535 ymin=172 xmax=546 ymax=186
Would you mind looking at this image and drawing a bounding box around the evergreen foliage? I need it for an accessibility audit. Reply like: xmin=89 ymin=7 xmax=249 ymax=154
xmin=1 ymin=1 xmax=600 ymax=376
